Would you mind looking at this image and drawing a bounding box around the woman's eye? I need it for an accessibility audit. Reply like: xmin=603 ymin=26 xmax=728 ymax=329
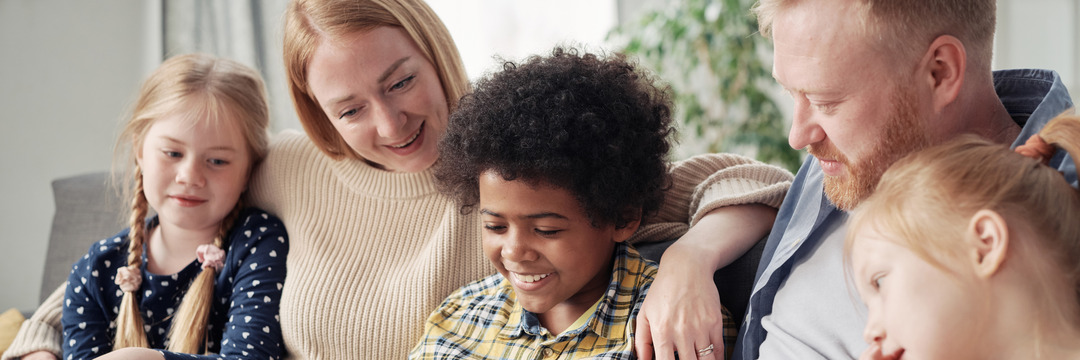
xmin=390 ymin=75 xmax=415 ymax=91
xmin=483 ymin=224 xmax=506 ymax=232
xmin=208 ymin=158 xmax=229 ymax=166
xmin=163 ymin=151 xmax=182 ymax=158
xmin=338 ymin=108 xmax=358 ymax=120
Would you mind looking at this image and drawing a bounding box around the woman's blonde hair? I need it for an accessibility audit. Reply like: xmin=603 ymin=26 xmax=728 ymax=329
xmin=112 ymin=53 xmax=270 ymax=353
xmin=846 ymin=112 xmax=1080 ymax=325
xmin=282 ymin=0 xmax=470 ymax=160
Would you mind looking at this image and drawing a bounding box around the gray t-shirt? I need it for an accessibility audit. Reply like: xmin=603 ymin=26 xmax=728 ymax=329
xmin=757 ymin=218 xmax=867 ymax=359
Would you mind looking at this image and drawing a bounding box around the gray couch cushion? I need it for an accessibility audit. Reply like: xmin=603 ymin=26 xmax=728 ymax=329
xmin=41 ymin=172 xmax=126 ymax=303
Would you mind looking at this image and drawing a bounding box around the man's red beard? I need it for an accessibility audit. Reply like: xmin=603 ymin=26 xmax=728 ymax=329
xmin=809 ymin=83 xmax=931 ymax=211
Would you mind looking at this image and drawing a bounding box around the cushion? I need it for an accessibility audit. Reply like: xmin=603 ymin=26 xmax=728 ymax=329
xmin=41 ymin=172 xmax=126 ymax=302
xmin=0 ymin=308 xmax=25 ymax=354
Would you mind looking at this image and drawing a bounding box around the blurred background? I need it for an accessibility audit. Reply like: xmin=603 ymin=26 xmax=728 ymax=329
xmin=1 ymin=0 xmax=1077 ymax=313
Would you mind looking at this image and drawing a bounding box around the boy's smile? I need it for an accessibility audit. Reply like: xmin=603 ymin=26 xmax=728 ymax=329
xmin=477 ymin=171 xmax=636 ymax=333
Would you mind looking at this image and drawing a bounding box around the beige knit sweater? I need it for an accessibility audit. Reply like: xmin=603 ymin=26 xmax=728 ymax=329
xmin=3 ymin=130 xmax=791 ymax=360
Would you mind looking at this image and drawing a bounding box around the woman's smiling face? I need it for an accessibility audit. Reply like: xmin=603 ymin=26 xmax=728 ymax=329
xmin=306 ymin=26 xmax=449 ymax=172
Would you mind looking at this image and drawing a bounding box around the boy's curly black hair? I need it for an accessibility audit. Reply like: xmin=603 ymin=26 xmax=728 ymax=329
xmin=434 ymin=47 xmax=676 ymax=229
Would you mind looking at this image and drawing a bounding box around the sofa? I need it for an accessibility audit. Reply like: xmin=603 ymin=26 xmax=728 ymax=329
xmin=26 ymin=170 xmax=765 ymax=332
xmin=38 ymin=172 xmax=128 ymax=305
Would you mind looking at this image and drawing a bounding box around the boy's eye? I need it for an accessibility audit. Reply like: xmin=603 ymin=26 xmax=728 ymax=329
xmin=390 ymin=75 xmax=415 ymax=91
xmin=534 ymin=229 xmax=561 ymax=236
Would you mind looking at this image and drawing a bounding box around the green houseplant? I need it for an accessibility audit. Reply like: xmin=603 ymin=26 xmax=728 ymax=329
xmin=609 ymin=0 xmax=802 ymax=172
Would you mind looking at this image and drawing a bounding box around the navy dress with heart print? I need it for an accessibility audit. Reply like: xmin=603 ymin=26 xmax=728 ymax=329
xmin=61 ymin=207 xmax=288 ymax=360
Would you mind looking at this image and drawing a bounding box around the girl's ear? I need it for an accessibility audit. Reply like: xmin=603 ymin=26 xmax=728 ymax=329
xmin=966 ymin=209 xmax=1010 ymax=278
xmin=134 ymin=137 xmax=144 ymax=165
xmin=612 ymin=219 xmax=640 ymax=244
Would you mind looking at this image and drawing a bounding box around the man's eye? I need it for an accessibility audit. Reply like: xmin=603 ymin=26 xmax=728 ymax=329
xmin=813 ymin=102 xmax=838 ymax=114
xmin=483 ymin=224 xmax=506 ymax=232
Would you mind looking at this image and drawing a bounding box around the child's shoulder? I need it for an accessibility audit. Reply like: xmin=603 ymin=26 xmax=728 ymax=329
xmin=78 ymin=229 xmax=132 ymax=262
xmin=615 ymin=243 xmax=659 ymax=300
xmin=226 ymin=207 xmax=288 ymax=250
xmin=431 ymin=273 xmax=514 ymax=321
xmin=70 ymin=229 xmax=132 ymax=283
xmin=234 ymin=207 xmax=285 ymax=227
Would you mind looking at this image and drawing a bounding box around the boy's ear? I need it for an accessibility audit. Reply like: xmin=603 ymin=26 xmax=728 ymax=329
xmin=966 ymin=209 xmax=1009 ymax=278
xmin=612 ymin=218 xmax=640 ymax=244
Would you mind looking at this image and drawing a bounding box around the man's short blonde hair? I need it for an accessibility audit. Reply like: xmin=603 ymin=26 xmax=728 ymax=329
xmin=753 ymin=0 xmax=996 ymax=72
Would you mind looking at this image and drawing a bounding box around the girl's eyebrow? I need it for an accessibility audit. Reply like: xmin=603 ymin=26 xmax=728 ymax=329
xmin=160 ymin=136 xmax=238 ymax=152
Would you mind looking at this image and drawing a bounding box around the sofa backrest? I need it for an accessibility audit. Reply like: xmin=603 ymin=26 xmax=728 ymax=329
xmin=42 ymin=172 xmax=126 ymax=302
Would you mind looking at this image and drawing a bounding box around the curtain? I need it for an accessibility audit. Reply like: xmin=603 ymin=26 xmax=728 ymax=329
xmin=162 ymin=0 xmax=298 ymax=132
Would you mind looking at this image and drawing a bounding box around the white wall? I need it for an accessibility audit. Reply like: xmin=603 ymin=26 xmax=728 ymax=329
xmin=426 ymin=0 xmax=617 ymax=80
xmin=995 ymin=0 xmax=1080 ymax=107
xmin=0 ymin=1 xmax=155 ymax=311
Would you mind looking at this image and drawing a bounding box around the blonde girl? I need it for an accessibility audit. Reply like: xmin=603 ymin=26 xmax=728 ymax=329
xmin=845 ymin=113 xmax=1080 ymax=360
xmin=61 ymin=53 xmax=288 ymax=360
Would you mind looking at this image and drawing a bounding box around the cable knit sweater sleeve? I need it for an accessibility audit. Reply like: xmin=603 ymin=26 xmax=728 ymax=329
xmin=650 ymin=153 xmax=793 ymax=226
xmin=1 ymin=285 xmax=64 ymax=360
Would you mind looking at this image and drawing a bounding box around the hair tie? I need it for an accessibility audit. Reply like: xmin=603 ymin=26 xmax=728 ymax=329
xmin=196 ymin=244 xmax=226 ymax=272
xmin=115 ymin=266 xmax=142 ymax=292
xmin=1015 ymin=134 xmax=1055 ymax=166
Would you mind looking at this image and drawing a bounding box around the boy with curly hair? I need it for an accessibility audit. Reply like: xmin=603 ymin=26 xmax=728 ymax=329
xmin=410 ymin=47 xmax=789 ymax=359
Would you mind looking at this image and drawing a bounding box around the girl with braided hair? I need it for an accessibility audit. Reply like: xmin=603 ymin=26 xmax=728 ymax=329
xmin=845 ymin=112 xmax=1080 ymax=360
xmin=60 ymin=53 xmax=288 ymax=360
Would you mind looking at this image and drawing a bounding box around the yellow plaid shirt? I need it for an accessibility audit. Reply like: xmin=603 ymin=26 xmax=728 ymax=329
xmin=409 ymin=243 xmax=738 ymax=359
xmin=409 ymin=243 xmax=658 ymax=359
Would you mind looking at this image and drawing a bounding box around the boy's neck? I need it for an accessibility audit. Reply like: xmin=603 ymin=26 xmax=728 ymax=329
xmin=534 ymin=263 xmax=614 ymax=336
xmin=536 ymin=295 xmax=603 ymax=336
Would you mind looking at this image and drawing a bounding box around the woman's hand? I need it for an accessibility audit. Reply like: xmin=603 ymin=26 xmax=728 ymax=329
xmin=636 ymin=241 xmax=726 ymax=360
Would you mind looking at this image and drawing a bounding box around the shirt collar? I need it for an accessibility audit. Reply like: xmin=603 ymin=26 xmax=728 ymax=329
xmin=498 ymin=243 xmax=642 ymax=341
